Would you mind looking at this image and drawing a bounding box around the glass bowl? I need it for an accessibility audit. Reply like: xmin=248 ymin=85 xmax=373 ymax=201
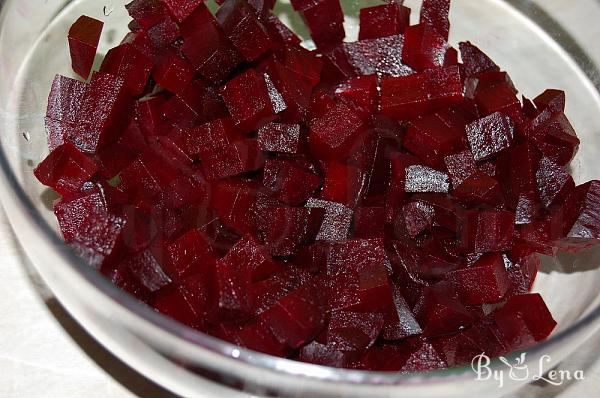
xmin=1 ymin=0 xmax=599 ymax=396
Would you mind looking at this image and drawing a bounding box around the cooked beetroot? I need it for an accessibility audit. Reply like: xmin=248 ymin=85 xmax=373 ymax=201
xmin=68 ymin=16 xmax=103 ymax=79
xmin=38 ymin=0 xmax=589 ymax=371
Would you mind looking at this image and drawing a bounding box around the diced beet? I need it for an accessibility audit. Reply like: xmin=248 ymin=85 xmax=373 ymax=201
xmin=306 ymin=198 xmax=353 ymax=241
xmin=152 ymin=51 xmax=195 ymax=93
xmin=203 ymin=138 xmax=264 ymax=180
xmin=334 ymin=75 xmax=379 ymax=119
xmin=526 ymin=108 xmax=580 ymax=166
xmin=534 ymin=89 xmax=565 ymax=113
xmin=76 ymin=72 xmax=132 ymax=153
xmin=164 ymin=229 xmax=216 ymax=280
xmin=298 ymin=0 xmax=345 ymax=51
xmin=184 ymin=118 xmax=239 ymax=159
xmin=97 ymin=119 xmax=147 ymax=178
xmin=321 ymin=163 xmax=365 ymax=208
xmin=476 ymin=82 xmax=522 ymax=123
xmin=126 ymin=0 xmax=165 ymax=29
xmin=402 ymin=24 xmax=447 ymax=71
xmin=382 ymin=285 xmax=422 ymax=340
xmin=309 ymin=102 xmax=365 ymax=160
xmin=228 ymin=235 xmax=279 ymax=282
xmin=215 ymin=254 xmax=253 ymax=320
xmin=68 ymin=16 xmax=103 ymax=79
xmin=402 ymin=341 xmax=447 ymax=372
xmin=235 ymin=319 xmax=288 ymax=357
xmin=46 ymin=75 xmax=86 ymax=133
xmin=211 ymin=179 xmax=259 ymax=235
xmin=353 ymin=207 xmax=386 ymax=239
xmin=449 ymin=254 xmax=509 ymax=305
xmin=121 ymin=249 xmax=172 ymax=293
xmin=299 ymin=341 xmax=351 ymax=368
xmin=459 ymin=41 xmax=500 ymax=78
xmin=494 ymin=293 xmax=556 ymax=350
xmin=536 ymin=157 xmax=575 ymax=209
xmin=453 ymin=172 xmax=505 ymax=207
xmin=496 ymin=143 xmax=542 ymax=211
xmin=258 ymin=206 xmax=325 ymax=256
xmin=405 ymin=165 xmax=450 ymax=193
xmin=564 ymin=181 xmax=600 ymax=238
xmin=403 ymin=113 xmax=465 ymax=167
xmin=34 ymin=143 xmax=98 ymax=196
xmin=264 ymin=14 xmax=302 ymax=47
xmin=444 ymin=150 xmax=477 ymax=188
xmin=161 ymin=0 xmax=204 ymax=22
xmin=220 ymin=69 xmax=277 ymax=132
xmin=461 ymin=210 xmax=515 ymax=253
xmin=100 ymin=43 xmax=152 ymax=96
xmin=414 ymin=281 xmax=474 ymax=337
xmin=466 ymin=112 xmax=514 ymax=161
xmin=359 ymin=3 xmax=410 ymax=40
xmin=180 ymin=4 xmax=242 ymax=83
xmin=257 ymin=123 xmax=301 ymax=153
xmin=249 ymin=267 xmax=311 ymax=315
xmin=263 ymin=159 xmax=322 ymax=206
xmin=403 ymin=201 xmax=434 ymax=238
xmin=420 ymin=0 xmax=450 ymax=40
xmin=216 ymin=0 xmax=273 ymax=62
xmin=262 ymin=278 xmax=329 ymax=348
xmin=327 ymin=311 xmax=385 ymax=352
xmin=343 ymin=35 xmax=413 ymax=77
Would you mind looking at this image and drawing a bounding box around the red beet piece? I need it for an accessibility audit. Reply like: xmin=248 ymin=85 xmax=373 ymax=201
xmin=184 ymin=118 xmax=240 ymax=159
xmin=536 ymin=157 xmax=575 ymax=209
xmin=76 ymin=72 xmax=132 ymax=153
xmin=100 ymin=43 xmax=153 ymax=96
xmin=334 ymin=75 xmax=379 ymax=119
xmin=321 ymin=163 xmax=365 ymax=208
xmin=309 ymin=102 xmax=365 ymax=160
xmin=414 ymin=281 xmax=474 ymax=337
xmin=444 ymin=150 xmax=477 ymax=188
xmin=45 ymin=75 xmax=87 ymax=149
xmin=565 ymin=181 xmax=600 ymax=238
xmin=121 ymin=249 xmax=172 ymax=293
xmin=299 ymin=341 xmax=351 ymax=368
xmin=494 ymin=293 xmax=556 ymax=350
xmin=459 ymin=41 xmax=500 ymax=78
xmin=453 ymin=172 xmax=505 ymax=207
xmin=180 ymin=4 xmax=242 ymax=83
xmin=257 ymin=123 xmax=301 ymax=153
xmin=403 ymin=201 xmax=435 ymax=238
xmin=343 ymin=35 xmax=413 ymax=77
xmin=97 ymin=119 xmax=147 ymax=178
xmin=353 ymin=207 xmax=386 ymax=239
xmin=216 ymin=0 xmax=273 ymax=62
xmin=299 ymin=0 xmax=345 ymax=51
xmin=164 ymin=229 xmax=216 ymax=280
xmin=402 ymin=24 xmax=448 ymax=71
xmin=526 ymin=107 xmax=580 ymax=166
xmin=162 ymin=80 xmax=212 ymax=128
xmin=215 ymin=255 xmax=253 ymax=320
xmin=306 ymin=198 xmax=353 ymax=241
xmin=211 ymin=179 xmax=259 ymax=235
xmin=264 ymin=14 xmax=301 ymax=47
xmin=262 ymin=278 xmax=329 ymax=348
xmin=382 ymin=285 xmax=422 ymax=340
xmin=68 ymin=16 xmax=103 ymax=79
xmin=229 ymin=235 xmax=279 ymax=282
xmin=234 ymin=319 xmax=288 ymax=357
xmin=126 ymin=0 xmax=165 ymax=29
xmin=257 ymin=206 xmax=325 ymax=256
xmin=220 ymin=69 xmax=277 ymax=132
xmin=34 ymin=143 xmax=98 ymax=196
xmin=153 ymin=51 xmax=195 ymax=93
xmin=262 ymin=159 xmax=322 ymax=206
xmin=466 ymin=112 xmax=514 ymax=161
xmin=461 ymin=210 xmax=515 ymax=253
xmin=359 ymin=2 xmax=410 ymax=40
xmin=161 ymin=0 xmax=204 ymax=22
xmin=405 ymin=165 xmax=450 ymax=193
xmin=420 ymin=0 xmax=451 ymax=40
xmin=534 ymin=89 xmax=565 ymax=113
xmin=449 ymin=254 xmax=510 ymax=305
xmin=327 ymin=311 xmax=385 ymax=352
xmin=403 ymin=112 xmax=465 ymax=167
xmin=475 ymin=82 xmax=522 ymax=122
xmin=249 ymin=267 xmax=311 ymax=315
xmin=496 ymin=142 xmax=542 ymax=212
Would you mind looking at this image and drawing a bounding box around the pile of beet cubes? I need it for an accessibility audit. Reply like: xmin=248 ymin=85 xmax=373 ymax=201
xmin=34 ymin=0 xmax=600 ymax=371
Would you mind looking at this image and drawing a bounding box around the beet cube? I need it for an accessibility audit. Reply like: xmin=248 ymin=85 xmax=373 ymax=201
xmin=164 ymin=229 xmax=216 ymax=280
xmin=220 ymin=69 xmax=277 ymax=132
xmin=216 ymin=0 xmax=273 ymax=62
xmin=353 ymin=207 xmax=386 ymax=239
xmin=527 ymin=109 xmax=580 ymax=166
xmin=262 ymin=279 xmax=329 ymax=348
xmin=249 ymin=267 xmax=311 ymax=315
xmin=68 ymin=16 xmax=103 ymax=79
xmin=414 ymin=281 xmax=474 ymax=337
xmin=100 ymin=43 xmax=153 ymax=96
xmin=162 ymin=80 xmax=209 ymax=128
xmin=381 ymin=285 xmax=422 ymax=340
xmin=444 ymin=150 xmax=477 ymax=188
xmin=264 ymin=14 xmax=302 ymax=47
xmin=184 ymin=118 xmax=240 ymax=159
xmin=449 ymin=254 xmax=509 ymax=305
xmin=496 ymin=143 xmax=542 ymax=210
xmin=122 ymin=249 xmax=172 ymax=293
xmin=46 ymin=75 xmax=86 ymax=128
xmin=459 ymin=41 xmax=500 ymax=78
xmin=180 ymin=5 xmax=242 ymax=83
xmin=402 ymin=24 xmax=448 ymax=71
xmin=235 ymin=319 xmax=288 ymax=357
xmin=475 ymin=82 xmax=522 ymax=122
xmin=420 ymin=0 xmax=451 ymax=40
xmin=534 ymin=89 xmax=565 ymax=113
xmin=299 ymin=0 xmax=345 ymax=51
xmin=343 ymin=35 xmax=413 ymax=77
xmin=494 ymin=293 xmax=556 ymax=350
xmin=405 ymin=165 xmax=450 ymax=193
xmin=359 ymin=3 xmax=410 ymax=40
xmin=327 ymin=311 xmax=385 ymax=352
xmin=152 ymin=51 xmax=195 ymax=94
xmin=258 ymin=206 xmax=325 ymax=256
xmin=536 ymin=157 xmax=575 ymax=209
xmin=334 ymin=75 xmax=379 ymax=119
xmin=566 ymin=180 xmax=600 ymax=238
xmin=299 ymin=341 xmax=351 ymax=368
xmin=306 ymin=198 xmax=353 ymax=241
xmin=215 ymin=255 xmax=252 ymax=320
xmin=466 ymin=112 xmax=514 ymax=161
xmin=321 ymin=163 xmax=365 ymax=208
xmin=461 ymin=210 xmax=515 ymax=253
xmin=257 ymin=123 xmax=301 ymax=153
xmin=161 ymin=0 xmax=204 ymax=22
xmin=34 ymin=143 xmax=98 ymax=196
xmin=309 ymin=102 xmax=365 ymax=160
xmin=263 ymin=159 xmax=322 ymax=206
xmin=211 ymin=179 xmax=259 ymax=235
xmin=204 ymin=138 xmax=265 ymax=180
xmin=403 ymin=113 xmax=465 ymax=167
xmin=228 ymin=235 xmax=279 ymax=282
xmin=453 ymin=172 xmax=505 ymax=207
xmin=126 ymin=0 xmax=166 ymax=29
xmin=403 ymin=201 xmax=435 ymax=238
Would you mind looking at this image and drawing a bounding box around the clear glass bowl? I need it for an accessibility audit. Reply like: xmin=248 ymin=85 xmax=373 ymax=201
xmin=0 ymin=0 xmax=599 ymax=396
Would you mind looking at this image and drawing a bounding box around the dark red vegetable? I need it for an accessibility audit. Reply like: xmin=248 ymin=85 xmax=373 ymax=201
xmin=68 ymin=16 xmax=103 ymax=79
